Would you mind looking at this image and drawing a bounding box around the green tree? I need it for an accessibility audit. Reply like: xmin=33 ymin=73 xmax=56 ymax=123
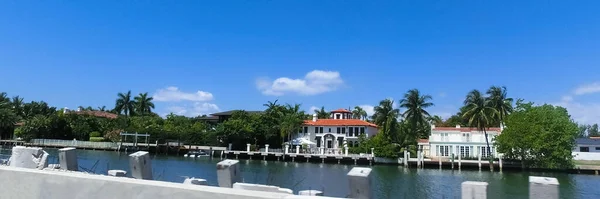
xmin=496 ymin=102 xmax=578 ymax=169
xmin=372 ymin=99 xmax=400 ymax=141
xmin=399 ymin=89 xmax=434 ymax=143
xmin=11 ymin=95 xmax=25 ymax=119
xmin=134 ymin=92 xmax=155 ymax=115
xmin=429 ymin=115 xmax=444 ymax=126
xmin=352 ymin=106 xmax=368 ymax=120
xmin=589 ymin=124 xmax=600 ymax=137
xmin=115 ymin=91 xmax=135 ymax=116
xmin=462 ymin=89 xmax=497 ymax=170
xmin=314 ymin=106 xmax=329 ymax=119
xmin=486 ymin=86 xmax=513 ymax=125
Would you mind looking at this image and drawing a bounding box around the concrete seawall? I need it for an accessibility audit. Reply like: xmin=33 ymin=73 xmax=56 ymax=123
xmin=0 ymin=166 xmax=337 ymax=199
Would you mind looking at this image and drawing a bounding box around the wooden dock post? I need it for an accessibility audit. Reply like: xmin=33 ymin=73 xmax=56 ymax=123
xmin=451 ymin=154 xmax=455 ymax=170
xmin=499 ymin=155 xmax=503 ymax=172
xmin=439 ymin=156 xmax=442 ymax=169
xmin=529 ymin=176 xmax=559 ymax=199
xmin=296 ymin=146 xmax=300 ymax=154
xmin=417 ymin=151 xmax=421 ymax=168
xmin=265 ymin=144 xmax=269 ymax=153
xmin=246 ymin=144 xmax=250 ymax=152
xmin=458 ymin=153 xmax=462 ymax=170
xmin=347 ymin=167 xmax=372 ymax=199
xmin=478 ymin=153 xmax=482 ymax=170
xmin=285 ymin=145 xmax=289 ymax=154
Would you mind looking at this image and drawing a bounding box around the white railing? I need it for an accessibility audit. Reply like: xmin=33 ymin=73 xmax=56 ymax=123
xmin=30 ymin=139 xmax=118 ymax=149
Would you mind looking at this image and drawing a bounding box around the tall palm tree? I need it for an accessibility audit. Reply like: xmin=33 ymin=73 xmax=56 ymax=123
xmin=352 ymin=106 xmax=368 ymax=120
xmin=97 ymin=106 xmax=107 ymax=111
xmin=279 ymin=104 xmax=306 ymax=143
xmin=462 ymin=89 xmax=497 ymax=170
xmin=486 ymin=86 xmax=513 ymax=126
xmin=314 ymin=106 xmax=330 ymax=119
xmin=134 ymin=92 xmax=155 ymax=114
xmin=429 ymin=115 xmax=444 ymax=126
xmin=399 ymin=89 xmax=434 ymax=143
xmin=0 ymin=92 xmax=9 ymax=107
xmin=115 ymin=91 xmax=135 ymax=116
xmin=372 ymin=99 xmax=400 ymax=140
xmin=11 ymin=96 xmax=24 ymax=119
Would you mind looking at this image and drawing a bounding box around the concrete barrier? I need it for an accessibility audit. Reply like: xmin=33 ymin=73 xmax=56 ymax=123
xmin=59 ymin=147 xmax=78 ymax=171
xmin=129 ymin=151 xmax=152 ymax=180
xmin=233 ymin=182 xmax=293 ymax=194
xmin=217 ymin=159 xmax=241 ymax=188
xmin=461 ymin=181 xmax=487 ymax=199
xmin=0 ymin=166 xmax=339 ymax=199
xmin=8 ymin=146 xmax=49 ymax=169
xmin=529 ymin=176 xmax=559 ymax=199
xmin=347 ymin=167 xmax=372 ymax=199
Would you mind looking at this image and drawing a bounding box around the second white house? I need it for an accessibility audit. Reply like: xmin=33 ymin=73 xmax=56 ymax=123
xmin=419 ymin=125 xmax=502 ymax=159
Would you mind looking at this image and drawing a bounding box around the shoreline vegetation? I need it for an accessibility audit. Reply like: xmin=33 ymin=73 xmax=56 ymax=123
xmin=0 ymin=87 xmax=596 ymax=170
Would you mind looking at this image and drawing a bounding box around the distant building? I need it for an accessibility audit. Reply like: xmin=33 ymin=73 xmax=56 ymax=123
xmin=196 ymin=110 xmax=262 ymax=124
xmin=418 ymin=125 xmax=502 ymax=158
xmin=574 ymin=138 xmax=600 ymax=153
xmin=295 ymin=108 xmax=378 ymax=154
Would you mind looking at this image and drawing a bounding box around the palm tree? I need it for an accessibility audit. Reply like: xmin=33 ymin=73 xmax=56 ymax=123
xmin=462 ymin=89 xmax=497 ymax=170
xmin=429 ymin=115 xmax=444 ymax=126
xmin=134 ymin=92 xmax=155 ymax=114
xmin=486 ymin=86 xmax=513 ymax=126
xmin=314 ymin=106 xmax=330 ymax=119
xmin=399 ymin=89 xmax=434 ymax=143
xmin=97 ymin=106 xmax=107 ymax=111
xmin=279 ymin=104 xmax=306 ymax=143
xmin=115 ymin=91 xmax=135 ymax=116
xmin=352 ymin=106 xmax=368 ymax=120
xmin=11 ymin=96 xmax=24 ymax=119
xmin=0 ymin=92 xmax=9 ymax=107
xmin=372 ymin=99 xmax=400 ymax=140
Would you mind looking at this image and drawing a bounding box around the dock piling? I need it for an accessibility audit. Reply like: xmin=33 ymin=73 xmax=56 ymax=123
xmin=216 ymin=159 xmax=241 ymax=188
xmin=58 ymin=147 xmax=78 ymax=171
xmin=461 ymin=181 xmax=488 ymax=199
xmin=529 ymin=176 xmax=559 ymax=199
xmin=347 ymin=167 xmax=372 ymax=199
xmin=128 ymin=151 xmax=152 ymax=180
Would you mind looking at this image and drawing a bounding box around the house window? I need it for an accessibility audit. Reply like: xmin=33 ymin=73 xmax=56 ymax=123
xmin=580 ymin=147 xmax=590 ymax=152
xmin=316 ymin=137 xmax=321 ymax=147
xmin=336 ymin=114 xmax=340 ymax=119
xmin=441 ymin=133 xmax=449 ymax=142
xmin=360 ymin=127 xmax=365 ymax=135
xmin=349 ymin=127 xmax=354 ymax=137
xmin=596 ymin=147 xmax=600 ymax=151
xmin=439 ymin=145 xmax=450 ymax=157
xmin=328 ymin=128 xmax=331 ymax=133
xmin=319 ymin=127 xmax=323 ymax=134
xmin=462 ymin=133 xmax=471 ymax=142
xmin=480 ymin=146 xmax=493 ymax=158
xmin=314 ymin=127 xmax=318 ymax=134
xmin=342 ymin=127 xmax=346 ymax=135
xmin=460 ymin=146 xmax=470 ymax=158
xmin=303 ymin=127 xmax=308 ymax=134
xmin=354 ymin=127 xmax=359 ymax=136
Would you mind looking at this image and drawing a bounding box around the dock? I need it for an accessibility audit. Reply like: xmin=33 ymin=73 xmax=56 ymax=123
xmin=222 ymin=150 xmax=374 ymax=165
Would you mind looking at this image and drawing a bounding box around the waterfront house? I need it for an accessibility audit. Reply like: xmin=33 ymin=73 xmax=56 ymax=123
xmin=196 ymin=110 xmax=263 ymax=124
xmin=574 ymin=138 xmax=600 ymax=153
xmin=295 ymin=108 xmax=378 ymax=154
xmin=418 ymin=125 xmax=502 ymax=159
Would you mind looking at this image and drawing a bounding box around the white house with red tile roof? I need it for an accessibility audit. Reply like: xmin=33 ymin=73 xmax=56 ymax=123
xmin=418 ymin=125 xmax=502 ymax=159
xmin=295 ymin=108 xmax=378 ymax=154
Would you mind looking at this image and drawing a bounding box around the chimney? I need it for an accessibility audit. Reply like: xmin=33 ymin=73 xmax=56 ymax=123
xmin=312 ymin=114 xmax=317 ymax=122
xmin=77 ymin=107 xmax=82 ymax=112
xmin=455 ymin=125 xmax=461 ymax=129
xmin=63 ymin=107 xmax=69 ymax=114
xmin=431 ymin=124 xmax=436 ymax=130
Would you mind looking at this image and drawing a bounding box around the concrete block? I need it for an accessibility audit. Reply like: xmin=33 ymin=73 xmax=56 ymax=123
xmin=216 ymin=159 xmax=241 ymax=188
xmin=298 ymin=190 xmax=324 ymax=196
xmin=183 ymin=178 xmax=208 ymax=185
xmin=129 ymin=151 xmax=152 ymax=180
xmin=108 ymin=170 xmax=127 ymax=177
xmin=232 ymin=183 xmax=293 ymax=194
xmin=529 ymin=176 xmax=559 ymax=199
xmin=347 ymin=167 xmax=372 ymax=199
xmin=461 ymin=181 xmax=488 ymax=199
xmin=8 ymin=146 xmax=49 ymax=169
xmin=58 ymin=147 xmax=78 ymax=171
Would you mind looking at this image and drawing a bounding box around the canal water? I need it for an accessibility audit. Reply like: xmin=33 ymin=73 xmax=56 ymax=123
xmin=1 ymin=148 xmax=599 ymax=199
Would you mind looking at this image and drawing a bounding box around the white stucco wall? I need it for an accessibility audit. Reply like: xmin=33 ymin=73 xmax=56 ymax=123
xmin=572 ymin=152 xmax=600 ymax=160
xmin=0 ymin=166 xmax=339 ymax=199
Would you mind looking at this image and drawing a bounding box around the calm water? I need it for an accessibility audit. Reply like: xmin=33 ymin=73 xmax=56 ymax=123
xmin=2 ymin=148 xmax=599 ymax=199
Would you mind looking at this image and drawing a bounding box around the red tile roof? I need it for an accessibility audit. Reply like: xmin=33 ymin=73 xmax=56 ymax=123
xmin=70 ymin=111 xmax=119 ymax=119
xmin=331 ymin=108 xmax=351 ymax=113
xmin=433 ymin=127 xmax=502 ymax=132
xmin=304 ymin=119 xmax=378 ymax=128
xmin=418 ymin=139 xmax=429 ymax=143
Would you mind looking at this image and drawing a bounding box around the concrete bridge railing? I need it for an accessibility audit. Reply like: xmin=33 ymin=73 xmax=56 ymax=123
xmin=1 ymin=146 xmax=561 ymax=199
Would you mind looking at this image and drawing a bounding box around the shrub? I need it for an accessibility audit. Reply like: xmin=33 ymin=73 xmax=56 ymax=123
xmin=89 ymin=131 xmax=102 ymax=137
xmin=89 ymin=137 xmax=105 ymax=142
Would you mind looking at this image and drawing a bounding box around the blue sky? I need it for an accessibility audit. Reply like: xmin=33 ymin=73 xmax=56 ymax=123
xmin=1 ymin=1 xmax=599 ymax=124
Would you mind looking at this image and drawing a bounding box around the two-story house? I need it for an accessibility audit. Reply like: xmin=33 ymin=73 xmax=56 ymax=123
xmin=419 ymin=125 xmax=502 ymax=159
xmin=295 ymin=108 xmax=378 ymax=154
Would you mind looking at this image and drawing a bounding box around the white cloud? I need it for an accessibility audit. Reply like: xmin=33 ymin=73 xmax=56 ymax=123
xmin=358 ymin=105 xmax=375 ymax=116
xmin=439 ymin=92 xmax=447 ymax=98
xmin=574 ymin=82 xmax=600 ymax=95
xmin=153 ymin=86 xmax=214 ymax=102
xmin=553 ymin=98 xmax=600 ymax=125
xmin=164 ymin=102 xmax=220 ymax=117
xmin=256 ymin=70 xmax=344 ymax=96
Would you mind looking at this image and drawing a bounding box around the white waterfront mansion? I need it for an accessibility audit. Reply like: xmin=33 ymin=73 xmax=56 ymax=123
xmin=294 ymin=108 xmax=379 ymax=154
xmin=418 ymin=125 xmax=502 ymax=159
